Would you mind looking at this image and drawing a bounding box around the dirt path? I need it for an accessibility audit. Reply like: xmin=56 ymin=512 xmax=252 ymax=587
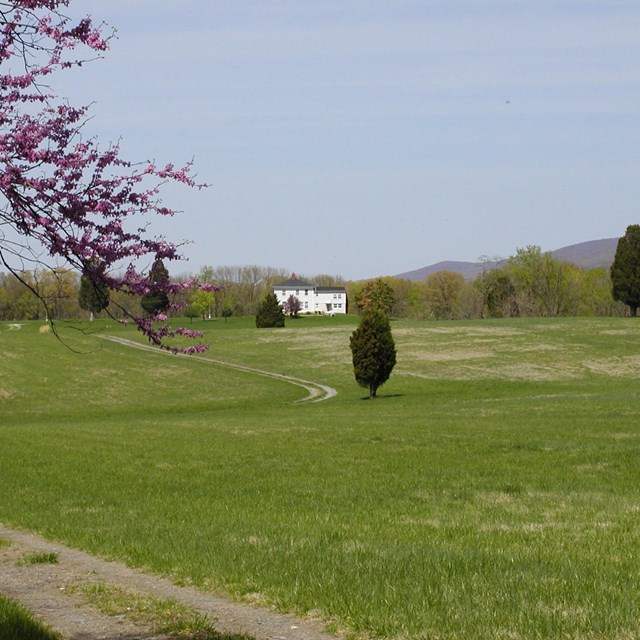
xmin=101 ymin=336 xmax=337 ymax=404
xmin=0 ymin=524 xmax=340 ymax=640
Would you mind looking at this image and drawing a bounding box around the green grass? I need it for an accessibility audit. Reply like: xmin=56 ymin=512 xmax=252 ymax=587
xmin=16 ymin=552 xmax=58 ymax=566
xmin=1 ymin=316 xmax=640 ymax=638
xmin=0 ymin=595 xmax=60 ymax=640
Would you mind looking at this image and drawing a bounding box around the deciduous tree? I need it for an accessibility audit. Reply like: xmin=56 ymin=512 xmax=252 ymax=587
xmin=355 ymin=278 xmax=395 ymax=315
xmin=508 ymin=246 xmax=574 ymax=317
xmin=284 ymin=294 xmax=301 ymax=318
xmin=0 ymin=1 xmax=207 ymax=351
xmin=423 ymin=270 xmax=464 ymax=319
xmin=188 ymin=287 xmax=215 ymax=320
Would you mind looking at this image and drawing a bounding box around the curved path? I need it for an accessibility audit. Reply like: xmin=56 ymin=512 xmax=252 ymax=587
xmin=101 ymin=335 xmax=337 ymax=403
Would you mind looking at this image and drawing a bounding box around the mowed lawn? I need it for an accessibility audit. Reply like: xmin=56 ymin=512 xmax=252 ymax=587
xmin=1 ymin=316 xmax=640 ymax=639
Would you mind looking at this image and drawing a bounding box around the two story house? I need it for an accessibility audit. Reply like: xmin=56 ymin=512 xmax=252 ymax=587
xmin=273 ymin=274 xmax=348 ymax=315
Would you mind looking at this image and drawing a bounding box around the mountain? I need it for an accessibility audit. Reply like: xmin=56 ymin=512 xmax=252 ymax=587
xmin=395 ymin=260 xmax=488 ymax=281
xmin=394 ymin=238 xmax=619 ymax=281
xmin=551 ymin=238 xmax=618 ymax=269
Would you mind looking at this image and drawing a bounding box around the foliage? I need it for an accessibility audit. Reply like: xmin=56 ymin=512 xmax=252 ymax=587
xmin=0 ymin=1 xmax=207 ymax=351
xmin=32 ymin=268 xmax=79 ymax=320
xmin=197 ymin=265 xmax=287 ymax=317
xmin=349 ymin=308 xmax=396 ymax=397
xmin=507 ymin=246 xmax=577 ymax=317
xmin=477 ymin=269 xmax=518 ymax=317
xmin=188 ymin=287 xmax=215 ymax=320
xmin=311 ymin=273 xmax=345 ymax=287
xmin=354 ymin=277 xmax=395 ymax=315
xmin=611 ymin=225 xmax=640 ymax=316
xmin=578 ymin=267 xmax=626 ymax=316
xmin=469 ymin=247 xmax=613 ymax=319
xmin=423 ymin=270 xmax=464 ymax=319
xmin=283 ymin=294 xmax=301 ymax=317
xmin=255 ymin=291 xmax=285 ymax=328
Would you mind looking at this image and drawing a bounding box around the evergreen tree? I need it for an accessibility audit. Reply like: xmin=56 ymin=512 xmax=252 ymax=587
xmin=611 ymin=225 xmax=640 ymax=316
xmin=350 ymin=309 xmax=396 ymax=398
xmin=78 ymin=272 xmax=109 ymax=320
xmin=255 ymin=291 xmax=285 ymax=328
xmin=141 ymin=259 xmax=170 ymax=316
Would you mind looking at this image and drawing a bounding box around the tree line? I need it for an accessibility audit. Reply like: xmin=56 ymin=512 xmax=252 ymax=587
xmin=0 ymin=265 xmax=345 ymax=322
xmin=0 ymin=242 xmax=635 ymax=323
xmin=350 ymin=245 xmax=627 ymax=320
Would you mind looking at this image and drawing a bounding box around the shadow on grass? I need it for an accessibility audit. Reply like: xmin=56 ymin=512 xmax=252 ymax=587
xmin=359 ymin=393 xmax=405 ymax=400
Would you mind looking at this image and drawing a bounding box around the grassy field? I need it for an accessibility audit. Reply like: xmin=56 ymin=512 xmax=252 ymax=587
xmin=1 ymin=315 xmax=640 ymax=639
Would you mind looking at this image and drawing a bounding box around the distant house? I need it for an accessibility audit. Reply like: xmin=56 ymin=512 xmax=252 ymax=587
xmin=273 ymin=274 xmax=348 ymax=315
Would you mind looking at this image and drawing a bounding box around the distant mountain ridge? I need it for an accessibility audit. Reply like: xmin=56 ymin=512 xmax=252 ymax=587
xmin=394 ymin=238 xmax=619 ymax=281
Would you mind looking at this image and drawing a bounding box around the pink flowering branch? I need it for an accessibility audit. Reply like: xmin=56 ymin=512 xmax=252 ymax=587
xmin=0 ymin=0 xmax=209 ymax=352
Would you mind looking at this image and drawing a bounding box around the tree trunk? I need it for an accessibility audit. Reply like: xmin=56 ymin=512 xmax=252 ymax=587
xmin=631 ymin=305 xmax=638 ymax=317
xmin=370 ymin=384 xmax=377 ymax=398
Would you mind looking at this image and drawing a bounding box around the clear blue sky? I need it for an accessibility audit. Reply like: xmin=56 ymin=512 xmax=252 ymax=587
xmin=61 ymin=1 xmax=640 ymax=280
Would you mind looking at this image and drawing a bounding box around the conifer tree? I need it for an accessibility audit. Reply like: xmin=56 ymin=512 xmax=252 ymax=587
xmin=78 ymin=272 xmax=109 ymax=320
xmin=611 ymin=225 xmax=640 ymax=317
xmin=255 ymin=292 xmax=285 ymax=328
xmin=141 ymin=259 xmax=170 ymax=316
xmin=350 ymin=309 xmax=396 ymax=398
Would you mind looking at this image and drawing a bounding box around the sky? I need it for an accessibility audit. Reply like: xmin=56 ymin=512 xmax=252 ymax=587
xmin=57 ymin=1 xmax=640 ymax=280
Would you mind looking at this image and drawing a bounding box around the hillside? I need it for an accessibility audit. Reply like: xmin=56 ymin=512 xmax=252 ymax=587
xmin=394 ymin=238 xmax=619 ymax=281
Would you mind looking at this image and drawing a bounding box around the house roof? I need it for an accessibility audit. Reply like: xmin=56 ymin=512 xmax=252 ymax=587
xmin=316 ymin=286 xmax=346 ymax=293
xmin=274 ymin=274 xmax=314 ymax=288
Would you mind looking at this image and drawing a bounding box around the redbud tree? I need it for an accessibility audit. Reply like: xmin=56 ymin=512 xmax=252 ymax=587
xmin=0 ymin=0 xmax=210 ymax=352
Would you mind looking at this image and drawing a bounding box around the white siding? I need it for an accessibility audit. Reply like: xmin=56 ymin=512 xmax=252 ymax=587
xmin=273 ymin=284 xmax=347 ymax=314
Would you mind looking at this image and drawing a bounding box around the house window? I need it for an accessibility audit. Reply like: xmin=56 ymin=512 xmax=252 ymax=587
xmin=304 ymin=301 xmax=309 ymax=309
xmin=296 ymin=289 xmax=299 ymax=295
xmin=305 ymin=289 xmax=309 ymax=296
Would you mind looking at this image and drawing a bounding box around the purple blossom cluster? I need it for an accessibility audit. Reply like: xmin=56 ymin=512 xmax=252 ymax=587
xmin=0 ymin=1 xmax=209 ymax=352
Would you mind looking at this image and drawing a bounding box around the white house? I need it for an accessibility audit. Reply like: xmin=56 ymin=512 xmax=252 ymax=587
xmin=273 ymin=274 xmax=348 ymax=315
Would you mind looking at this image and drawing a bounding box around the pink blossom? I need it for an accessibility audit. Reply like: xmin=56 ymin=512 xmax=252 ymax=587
xmin=0 ymin=1 xmax=208 ymax=353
